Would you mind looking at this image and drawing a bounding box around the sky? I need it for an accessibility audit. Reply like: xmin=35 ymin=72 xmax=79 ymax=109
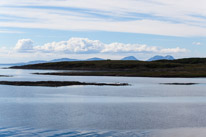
xmin=0 ymin=0 xmax=206 ymax=63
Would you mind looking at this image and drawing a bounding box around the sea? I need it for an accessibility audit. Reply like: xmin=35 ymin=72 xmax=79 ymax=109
xmin=0 ymin=65 xmax=206 ymax=137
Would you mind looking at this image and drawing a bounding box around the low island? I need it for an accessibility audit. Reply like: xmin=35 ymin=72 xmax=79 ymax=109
xmin=0 ymin=81 xmax=129 ymax=87
xmin=0 ymin=75 xmax=11 ymax=77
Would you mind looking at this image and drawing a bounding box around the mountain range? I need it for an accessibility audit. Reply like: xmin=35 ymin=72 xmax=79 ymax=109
xmin=0 ymin=55 xmax=175 ymax=66
xmin=0 ymin=57 xmax=107 ymax=66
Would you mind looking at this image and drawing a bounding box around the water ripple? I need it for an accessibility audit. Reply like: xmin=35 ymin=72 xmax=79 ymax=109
xmin=0 ymin=127 xmax=150 ymax=137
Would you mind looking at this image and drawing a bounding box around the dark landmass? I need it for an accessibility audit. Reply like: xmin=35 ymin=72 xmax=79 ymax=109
xmin=0 ymin=75 xmax=11 ymax=77
xmin=0 ymin=81 xmax=129 ymax=87
xmin=10 ymin=58 xmax=206 ymax=77
xmin=33 ymin=71 xmax=206 ymax=78
xmin=160 ymin=83 xmax=198 ymax=85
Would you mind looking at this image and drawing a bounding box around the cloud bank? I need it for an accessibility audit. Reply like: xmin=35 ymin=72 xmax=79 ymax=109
xmin=1 ymin=0 xmax=206 ymax=36
xmin=14 ymin=38 xmax=187 ymax=54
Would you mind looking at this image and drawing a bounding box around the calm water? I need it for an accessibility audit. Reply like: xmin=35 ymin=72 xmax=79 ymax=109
xmin=1 ymin=66 xmax=206 ymax=136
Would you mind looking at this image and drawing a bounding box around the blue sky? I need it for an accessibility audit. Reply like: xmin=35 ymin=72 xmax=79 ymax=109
xmin=0 ymin=0 xmax=206 ymax=63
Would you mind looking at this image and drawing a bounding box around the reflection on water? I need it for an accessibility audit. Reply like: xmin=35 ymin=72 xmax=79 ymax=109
xmin=1 ymin=66 xmax=206 ymax=136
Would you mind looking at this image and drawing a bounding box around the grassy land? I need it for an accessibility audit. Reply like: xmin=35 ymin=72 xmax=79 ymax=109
xmin=11 ymin=58 xmax=206 ymax=77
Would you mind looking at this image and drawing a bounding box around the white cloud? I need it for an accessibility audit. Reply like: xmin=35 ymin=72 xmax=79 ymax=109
xmin=14 ymin=39 xmax=34 ymax=52
xmin=160 ymin=47 xmax=187 ymax=53
xmin=1 ymin=0 xmax=206 ymax=36
xmin=14 ymin=38 xmax=187 ymax=54
xmin=35 ymin=38 xmax=104 ymax=53
xmin=193 ymin=42 xmax=202 ymax=46
xmin=102 ymin=43 xmax=158 ymax=53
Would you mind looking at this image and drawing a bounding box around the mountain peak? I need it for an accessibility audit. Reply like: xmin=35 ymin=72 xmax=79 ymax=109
xmin=50 ymin=58 xmax=78 ymax=62
xmin=86 ymin=57 xmax=104 ymax=61
xmin=121 ymin=56 xmax=137 ymax=60
xmin=148 ymin=55 xmax=175 ymax=61
xmin=165 ymin=55 xmax=175 ymax=60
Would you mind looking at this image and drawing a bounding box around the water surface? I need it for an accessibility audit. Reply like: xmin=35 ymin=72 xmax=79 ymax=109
xmin=1 ymin=66 xmax=206 ymax=136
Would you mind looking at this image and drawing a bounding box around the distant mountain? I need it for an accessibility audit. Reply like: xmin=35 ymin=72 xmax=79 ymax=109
xmin=86 ymin=57 xmax=105 ymax=61
xmin=27 ymin=60 xmax=48 ymax=64
xmin=121 ymin=56 xmax=137 ymax=61
xmin=50 ymin=58 xmax=79 ymax=62
xmin=164 ymin=55 xmax=175 ymax=60
xmin=147 ymin=55 xmax=175 ymax=61
xmin=0 ymin=60 xmax=48 ymax=66
xmin=1 ymin=57 xmax=105 ymax=66
xmin=0 ymin=63 xmax=26 ymax=66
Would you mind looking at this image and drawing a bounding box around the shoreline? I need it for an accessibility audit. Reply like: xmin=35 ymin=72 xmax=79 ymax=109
xmin=33 ymin=71 xmax=206 ymax=78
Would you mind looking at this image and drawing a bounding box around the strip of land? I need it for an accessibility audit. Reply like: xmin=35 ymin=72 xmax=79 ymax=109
xmin=160 ymin=83 xmax=198 ymax=85
xmin=33 ymin=71 xmax=206 ymax=77
xmin=0 ymin=75 xmax=11 ymax=77
xmin=0 ymin=81 xmax=129 ymax=87
xmin=10 ymin=58 xmax=206 ymax=77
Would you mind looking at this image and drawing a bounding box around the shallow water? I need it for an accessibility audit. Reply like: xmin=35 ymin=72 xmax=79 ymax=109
xmin=1 ymin=66 xmax=206 ymax=136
